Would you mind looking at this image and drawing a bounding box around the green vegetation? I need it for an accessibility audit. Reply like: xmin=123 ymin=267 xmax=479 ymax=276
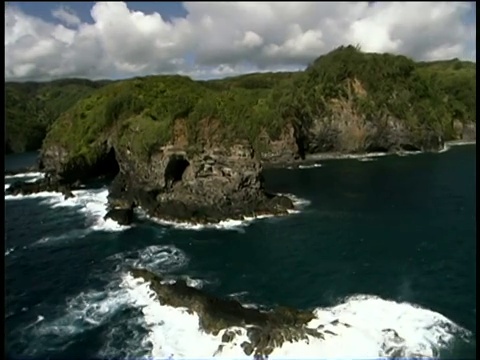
xmin=8 ymin=46 xmax=476 ymax=161
xmin=5 ymin=79 xmax=110 ymax=153
xmin=417 ymin=59 xmax=476 ymax=124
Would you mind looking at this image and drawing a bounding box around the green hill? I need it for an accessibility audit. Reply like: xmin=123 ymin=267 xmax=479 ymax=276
xmin=7 ymin=46 xmax=476 ymax=163
xmin=5 ymin=79 xmax=111 ymax=153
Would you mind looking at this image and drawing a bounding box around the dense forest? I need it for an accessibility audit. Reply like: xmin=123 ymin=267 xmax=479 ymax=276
xmin=5 ymin=46 xmax=476 ymax=161
xmin=5 ymin=79 xmax=111 ymax=153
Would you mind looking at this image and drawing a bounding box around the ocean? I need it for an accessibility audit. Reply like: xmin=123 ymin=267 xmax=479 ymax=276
xmin=4 ymin=144 xmax=476 ymax=359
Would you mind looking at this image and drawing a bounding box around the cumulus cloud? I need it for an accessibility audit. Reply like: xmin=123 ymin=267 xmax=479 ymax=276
xmin=4 ymin=1 xmax=476 ymax=81
xmin=51 ymin=6 xmax=81 ymax=27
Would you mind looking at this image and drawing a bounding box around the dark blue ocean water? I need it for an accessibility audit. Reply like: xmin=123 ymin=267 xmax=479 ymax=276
xmin=4 ymin=145 xmax=476 ymax=359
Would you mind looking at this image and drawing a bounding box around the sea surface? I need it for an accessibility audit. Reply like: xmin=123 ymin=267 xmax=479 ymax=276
xmin=4 ymin=144 xmax=477 ymax=359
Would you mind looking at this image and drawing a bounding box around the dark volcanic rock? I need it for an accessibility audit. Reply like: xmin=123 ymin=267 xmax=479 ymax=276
xmin=107 ymin=143 xmax=295 ymax=224
xmin=5 ymin=177 xmax=81 ymax=197
xmin=130 ymin=268 xmax=324 ymax=356
xmin=104 ymin=207 xmax=134 ymax=226
xmin=40 ymin=121 xmax=294 ymax=224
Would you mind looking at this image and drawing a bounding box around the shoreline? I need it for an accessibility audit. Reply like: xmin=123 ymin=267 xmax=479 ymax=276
xmin=263 ymin=139 xmax=476 ymax=169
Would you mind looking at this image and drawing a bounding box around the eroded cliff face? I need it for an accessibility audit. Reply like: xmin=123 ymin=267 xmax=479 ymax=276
xmin=109 ymin=142 xmax=293 ymax=223
xmin=453 ymin=120 xmax=476 ymax=141
xmin=39 ymin=118 xmax=294 ymax=224
xmin=260 ymin=79 xmax=450 ymax=162
xmin=260 ymin=115 xmax=445 ymax=164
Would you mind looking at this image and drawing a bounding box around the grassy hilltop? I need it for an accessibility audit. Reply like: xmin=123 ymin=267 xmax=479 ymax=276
xmin=5 ymin=46 xmax=476 ymax=164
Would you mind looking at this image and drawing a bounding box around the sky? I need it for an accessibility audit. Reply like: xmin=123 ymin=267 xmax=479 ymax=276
xmin=4 ymin=1 xmax=477 ymax=82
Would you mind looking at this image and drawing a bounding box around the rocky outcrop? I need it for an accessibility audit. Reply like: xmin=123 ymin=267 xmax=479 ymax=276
xmin=453 ymin=120 xmax=476 ymax=141
xmin=39 ymin=135 xmax=294 ymax=225
xmin=107 ymin=142 xmax=294 ymax=224
xmin=130 ymin=268 xmax=325 ymax=356
xmin=40 ymin=144 xmax=119 ymax=184
xmin=260 ymin=114 xmax=446 ymax=166
xmin=5 ymin=176 xmax=79 ymax=199
xmin=104 ymin=206 xmax=134 ymax=226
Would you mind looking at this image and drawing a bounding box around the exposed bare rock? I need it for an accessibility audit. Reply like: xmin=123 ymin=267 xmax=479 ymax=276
xmin=130 ymin=268 xmax=324 ymax=356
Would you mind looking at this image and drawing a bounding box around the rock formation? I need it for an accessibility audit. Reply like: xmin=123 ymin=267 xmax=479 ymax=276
xmin=5 ymin=176 xmax=78 ymax=200
xmin=106 ymin=142 xmax=294 ymax=224
xmin=37 ymin=136 xmax=294 ymax=225
xmin=130 ymin=268 xmax=324 ymax=356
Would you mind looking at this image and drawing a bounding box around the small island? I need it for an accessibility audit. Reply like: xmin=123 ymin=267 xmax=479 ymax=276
xmin=5 ymin=46 xmax=476 ymax=225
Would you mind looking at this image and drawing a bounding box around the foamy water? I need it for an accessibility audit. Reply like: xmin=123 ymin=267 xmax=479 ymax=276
xmin=5 ymin=171 xmax=45 ymax=181
xmin=287 ymin=163 xmax=323 ymax=170
xmin=5 ymin=174 xmax=130 ymax=244
xmin=4 ymin=171 xmax=45 ymax=192
xmin=118 ymin=273 xmax=472 ymax=359
xmin=18 ymin=240 xmax=472 ymax=359
xmin=5 ymin=172 xmax=310 ymax=235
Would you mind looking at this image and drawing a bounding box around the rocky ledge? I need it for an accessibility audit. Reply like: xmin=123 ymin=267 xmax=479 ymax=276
xmin=38 ymin=141 xmax=294 ymax=226
xmin=131 ymin=268 xmax=442 ymax=358
xmin=131 ymin=269 xmax=425 ymax=358
xmin=130 ymin=268 xmax=324 ymax=356
xmin=5 ymin=175 xmax=78 ymax=200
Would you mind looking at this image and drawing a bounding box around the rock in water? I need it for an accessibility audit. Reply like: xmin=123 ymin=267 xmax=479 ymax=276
xmin=5 ymin=177 xmax=81 ymax=197
xmin=40 ymin=121 xmax=294 ymax=224
xmin=104 ymin=142 xmax=295 ymax=224
xmin=104 ymin=207 xmax=134 ymax=226
xmin=130 ymin=268 xmax=324 ymax=356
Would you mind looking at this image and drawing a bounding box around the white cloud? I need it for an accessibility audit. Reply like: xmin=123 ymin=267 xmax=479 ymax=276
xmin=51 ymin=6 xmax=81 ymax=27
xmin=4 ymin=1 xmax=476 ymax=81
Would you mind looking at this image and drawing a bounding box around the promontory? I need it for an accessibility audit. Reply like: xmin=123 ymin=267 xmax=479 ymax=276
xmin=5 ymin=46 xmax=476 ymax=224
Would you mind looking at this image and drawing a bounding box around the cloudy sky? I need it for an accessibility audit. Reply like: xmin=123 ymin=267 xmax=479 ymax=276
xmin=5 ymin=1 xmax=476 ymax=81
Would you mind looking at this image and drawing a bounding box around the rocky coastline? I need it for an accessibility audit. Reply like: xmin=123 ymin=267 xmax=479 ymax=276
xmin=5 ymin=131 xmax=475 ymax=226
xmin=130 ymin=268 xmax=326 ymax=356
xmin=129 ymin=268 xmax=426 ymax=358
xmin=6 ymin=141 xmax=296 ymax=226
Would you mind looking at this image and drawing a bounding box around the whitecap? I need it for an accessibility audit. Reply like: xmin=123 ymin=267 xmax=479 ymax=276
xmin=107 ymin=245 xmax=189 ymax=274
xmin=120 ymin=275 xmax=472 ymax=359
xmin=298 ymin=163 xmax=323 ymax=169
xmin=5 ymin=171 xmax=45 ymax=181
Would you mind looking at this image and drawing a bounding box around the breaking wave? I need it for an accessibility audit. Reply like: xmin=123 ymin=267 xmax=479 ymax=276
xmin=12 ymin=241 xmax=473 ymax=359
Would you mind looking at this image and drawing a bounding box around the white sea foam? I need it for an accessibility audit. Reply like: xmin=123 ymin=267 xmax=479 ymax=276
xmin=120 ymin=274 xmax=472 ymax=359
xmin=5 ymin=171 xmax=45 ymax=181
xmin=286 ymin=163 xmax=323 ymax=170
xmin=32 ymin=284 xmax=133 ymax=345
xmin=28 ymin=244 xmax=190 ymax=357
xmin=22 ymin=243 xmax=472 ymax=359
xmin=107 ymin=245 xmax=190 ymax=274
xmin=5 ymin=190 xmax=61 ymax=201
xmin=8 ymin=187 xmax=130 ymax=240
xmin=5 ymin=247 xmax=15 ymax=256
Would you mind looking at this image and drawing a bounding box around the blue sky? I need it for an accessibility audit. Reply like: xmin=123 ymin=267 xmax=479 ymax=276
xmin=10 ymin=2 xmax=188 ymax=23
xmin=11 ymin=1 xmax=477 ymax=26
xmin=5 ymin=2 xmax=476 ymax=81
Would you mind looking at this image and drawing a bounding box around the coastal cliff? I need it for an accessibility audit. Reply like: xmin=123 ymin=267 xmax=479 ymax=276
xmin=6 ymin=46 xmax=476 ymax=223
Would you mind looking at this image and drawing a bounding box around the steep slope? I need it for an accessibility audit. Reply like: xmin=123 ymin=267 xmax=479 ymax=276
xmin=39 ymin=75 xmax=294 ymax=224
xmin=7 ymin=46 xmax=475 ymax=223
xmin=5 ymin=79 xmax=110 ymax=153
